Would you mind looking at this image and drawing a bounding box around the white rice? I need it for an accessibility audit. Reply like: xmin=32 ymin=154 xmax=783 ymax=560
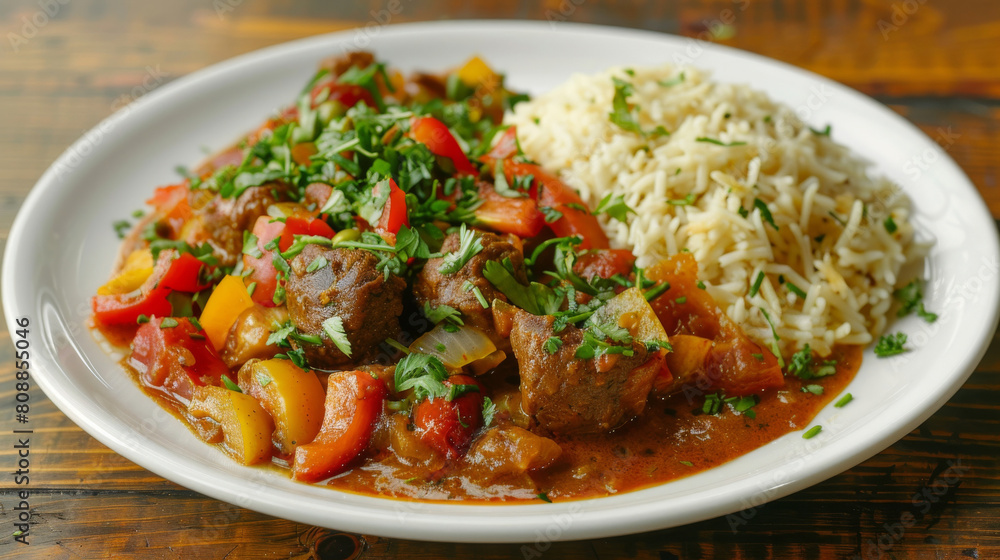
xmin=505 ymin=65 xmax=928 ymax=357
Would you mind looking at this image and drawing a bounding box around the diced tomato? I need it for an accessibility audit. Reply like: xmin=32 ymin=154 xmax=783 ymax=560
xmin=278 ymin=215 xmax=336 ymax=253
xmin=293 ymin=370 xmax=386 ymax=483
xmin=158 ymin=252 xmax=211 ymax=293
xmin=473 ymin=181 xmax=545 ymax=238
xmin=92 ymin=250 xmax=212 ymax=325
xmin=147 ymin=183 xmax=192 ymax=238
xmin=647 ymin=253 xmax=784 ymax=396
xmin=484 ymin=126 xmax=518 ymax=161
xmin=372 ymin=179 xmax=409 ymax=243
xmin=244 ymin=216 xmax=286 ymax=307
xmin=413 ymin=375 xmax=484 ymax=460
xmin=573 ymin=249 xmax=636 ymax=281
xmin=290 ymin=142 xmax=317 ymax=166
xmin=310 ymin=78 xmax=376 ymax=110
xmin=505 ymin=162 xmax=609 ymax=249
xmin=410 ymin=116 xmax=478 ymax=176
xmin=129 ymin=317 xmax=231 ymax=406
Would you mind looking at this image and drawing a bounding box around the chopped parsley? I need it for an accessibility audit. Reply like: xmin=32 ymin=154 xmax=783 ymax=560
xmin=394 ymin=352 xmax=449 ymax=402
xmin=834 ymin=393 xmax=853 ymax=408
xmin=696 ymin=137 xmax=747 ymax=147
xmin=884 ymin=215 xmax=898 ymax=234
xmin=242 ymin=231 xmax=263 ymax=258
xmin=594 ymin=193 xmax=635 ymax=222
xmin=321 ymin=316 xmax=353 ymax=357
xmin=696 ymin=280 xmax=706 ymax=290
xmin=802 ymin=384 xmax=824 ymax=395
xmin=874 ymin=332 xmax=907 ymax=357
xmin=438 ymin=224 xmax=484 ymax=274
xmin=894 ymin=279 xmax=937 ymax=323
xmin=737 ymin=205 xmax=749 ymax=218
xmin=787 ymin=344 xmax=837 ymax=379
xmin=544 ymin=336 xmax=563 ymax=354
xmin=758 ymin=307 xmax=784 ymax=368
xmin=113 ymin=220 xmax=131 ymax=239
xmin=753 ymin=198 xmax=778 ymax=230
xmin=609 ymin=77 xmax=642 ymax=134
xmin=159 ymin=318 xmax=179 ymax=329
xmin=667 ymin=193 xmax=697 ymax=206
xmin=482 ymin=397 xmax=497 ymax=427
xmin=749 ymin=271 xmax=765 ymax=298
xmin=255 ymin=372 xmax=273 ymax=388
xmin=658 ymin=72 xmax=686 ymax=87
xmin=674 ymin=296 xmax=687 ymax=304
xmin=222 ymin=376 xmax=242 ymax=392
xmin=423 ymin=302 xmax=464 ymax=326
xmin=306 ymin=255 xmax=329 ymax=273
xmin=679 ymin=460 xmax=694 ymax=467
xmin=786 ymin=281 xmax=807 ymax=299
xmin=537 ymin=492 xmax=552 ymax=503
xmin=802 ymin=425 xmax=822 ymax=439
xmin=540 ymin=205 xmax=563 ymax=223
xmin=809 ymin=124 xmax=832 ymax=136
xmin=462 ymin=280 xmax=490 ymax=309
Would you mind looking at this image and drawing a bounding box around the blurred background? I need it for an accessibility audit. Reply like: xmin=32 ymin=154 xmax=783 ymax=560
xmin=1 ymin=1 xmax=999 ymax=558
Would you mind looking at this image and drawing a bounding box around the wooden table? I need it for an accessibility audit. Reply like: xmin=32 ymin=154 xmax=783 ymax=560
xmin=2 ymin=1 xmax=999 ymax=558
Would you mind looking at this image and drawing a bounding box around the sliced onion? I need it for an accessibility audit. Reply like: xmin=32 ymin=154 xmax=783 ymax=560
xmin=409 ymin=324 xmax=497 ymax=369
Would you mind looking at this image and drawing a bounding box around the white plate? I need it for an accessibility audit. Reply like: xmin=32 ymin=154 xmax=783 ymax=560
xmin=4 ymin=21 xmax=999 ymax=543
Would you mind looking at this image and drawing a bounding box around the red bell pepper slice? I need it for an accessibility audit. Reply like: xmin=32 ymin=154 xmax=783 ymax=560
xmin=293 ymin=370 xmax=386 ymax=483
xmin=158 ymin=252 xmax=211 ymax=293
xmin=310 ymin=78 xmax=376 ymax=110
xmin=410 ymin=116 xmax=478 ymax=176
xmin=129 ymin=317 xmax=232 ymax=406
xmin=372 ymin=178 xmax=409 ymax=242
xmin=413 ymin=375 xmax=484 ymax=460
xmin=484 ymin=126 xmax=518 ymax=161
xmin=93 ymin=251 xmax=213 ymax=325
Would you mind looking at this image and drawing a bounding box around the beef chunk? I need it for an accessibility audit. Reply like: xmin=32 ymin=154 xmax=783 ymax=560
xmin=187 ymin=182 xmax=292 ymax=267
xmin=509 ymin=310 xmax=658 ymax=435
xmin=285 ymin=245 xmax=406 ymax=368
xmin=414 ymin=230 xmax=527 ymax=340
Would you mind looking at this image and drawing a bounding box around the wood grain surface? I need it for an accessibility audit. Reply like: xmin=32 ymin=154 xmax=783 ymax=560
xmin=1 ymin=1 xmax=998 ymax=558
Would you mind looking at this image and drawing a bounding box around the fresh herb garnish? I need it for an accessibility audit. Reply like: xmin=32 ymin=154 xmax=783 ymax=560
xmin=321 ymin=316 xmax=353 ymax=357
xmin=884 ymin=215 xmax=898 ymax=234
xmin=438 ymin=224 xmax=484 ymax=274
xmin=874 ymin=332 xmax=907 ymax=357
xmin=658 ymin=72 xmax=686 ymax=87
xmin=423 ymin=302 xmax=464 ymax=326
xmin=544 ymin=336 xmax=563 ymax=354
xmin=594 ymin=193 xmax=635 ymax=222
xmin=696 ymin=137 xmax=747 ymax=147
xmin=802 ymin=425 xmax=822 ymax=439
xmin=159 ymin=318 xmax=179 ymax=329
xmin=753 ymin=198 xmax=778 ymax=230
xmin=834 ymin=393 xmax=853 ymax=408
xmin=667 ymin=193 xmax=696 ymax=206
xmin=749 ymin=271 xmax=765 ymax=298
xmin=609 ymin=77 xmax=642 ymax=134
xmin=222 ymin=376 xmax=242 ymax=393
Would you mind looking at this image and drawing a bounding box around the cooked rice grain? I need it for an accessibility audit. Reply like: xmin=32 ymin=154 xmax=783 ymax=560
xmin=506 ymin=65 xmax=927 ymax=357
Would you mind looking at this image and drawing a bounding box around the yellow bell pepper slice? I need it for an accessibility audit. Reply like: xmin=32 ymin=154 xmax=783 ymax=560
xmin=239 ymin=359 xmax=325 ymax=455
xmin=189 ymin=385 xmax=275 ymax=465
xmin=200 ymin=275 xmax=255 ymax=351
xmin=457 ymin=55 xmax=495 ymax=87
xmin=96 ymin=249 xmax=154 ymax=296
